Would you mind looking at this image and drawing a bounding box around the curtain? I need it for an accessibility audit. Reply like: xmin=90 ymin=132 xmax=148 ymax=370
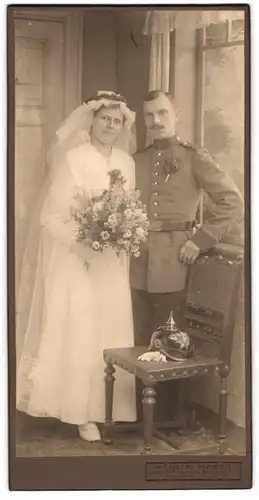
xmin=148 ymin=33 xmax=170 ymax=92
xmin=143 ymin=9 xmax=245 ymax=92
xmin=143 ymin=11 xmax=175 ymax=93
xmin=143 ymin=11 xmax=175 ymax=145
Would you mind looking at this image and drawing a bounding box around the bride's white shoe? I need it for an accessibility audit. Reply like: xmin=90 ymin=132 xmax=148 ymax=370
xmin=78 ymin=422 xmax=101 ymax=442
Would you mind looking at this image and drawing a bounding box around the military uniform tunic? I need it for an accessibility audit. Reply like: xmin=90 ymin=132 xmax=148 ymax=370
xmin=130 ymin=135 xmax=244 ymax=293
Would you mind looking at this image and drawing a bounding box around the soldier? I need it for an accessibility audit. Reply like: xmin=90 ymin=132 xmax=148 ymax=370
xmin=130 ymin=90 xmax=244 ymax=421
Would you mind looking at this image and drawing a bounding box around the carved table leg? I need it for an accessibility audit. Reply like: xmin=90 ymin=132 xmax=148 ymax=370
xmin=142 ymin=384 xmax=156 ymax=454
xmin=103 ymin=362 xmax=115 ymax=445
xmin=218 ymin=366 xmax=230 ymax=454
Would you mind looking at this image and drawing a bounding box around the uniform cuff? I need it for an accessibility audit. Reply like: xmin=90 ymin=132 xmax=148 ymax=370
xmin=191 ymin=227 xmax=218 ymax=250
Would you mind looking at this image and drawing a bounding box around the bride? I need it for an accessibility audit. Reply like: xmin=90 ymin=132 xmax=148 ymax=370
xmin=16 ymin=90 xmax=137 ymax=442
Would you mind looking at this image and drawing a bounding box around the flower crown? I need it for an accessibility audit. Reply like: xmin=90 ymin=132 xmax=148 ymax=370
xmin=85 ymin=90 xmax=128 ymax=106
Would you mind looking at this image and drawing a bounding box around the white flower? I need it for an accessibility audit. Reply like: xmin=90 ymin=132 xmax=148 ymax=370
xmin=101 ymin=231 xmax=110 ymax=241
xmin=135 ymin=211 xmax=148 ymax=222
xmin=135 ymin=227 xmax=145 ymax=238
xmin=134 ymin=208 xmax=143 ymax=217
xmin=92 ymin=241 xmax=100 ymax=251
xmin=133 ymin=251 xmax=140 ymax=258
xmin=108 ymin=214 xmax=118 ymax=226
xmin=124 ymin=208 xmax=133 ymax=219
xmin=123 ymin=230 xmax=132 ymax=238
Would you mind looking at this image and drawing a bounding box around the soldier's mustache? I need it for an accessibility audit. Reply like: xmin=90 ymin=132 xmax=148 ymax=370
xmin=151 ymin=125 xmax=164 ymax=130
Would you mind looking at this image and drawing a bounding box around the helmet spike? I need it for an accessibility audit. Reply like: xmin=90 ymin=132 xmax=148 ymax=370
xmin=165 ymin=310 xmax=176 ymax=332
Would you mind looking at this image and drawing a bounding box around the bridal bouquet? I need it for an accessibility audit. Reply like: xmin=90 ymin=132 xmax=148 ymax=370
xmin=71 ymin=169 xmax=149 ymax=259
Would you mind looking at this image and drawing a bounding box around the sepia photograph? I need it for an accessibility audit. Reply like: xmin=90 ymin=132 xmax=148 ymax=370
xmin=7 ymin=3 xmax=251 ymax=490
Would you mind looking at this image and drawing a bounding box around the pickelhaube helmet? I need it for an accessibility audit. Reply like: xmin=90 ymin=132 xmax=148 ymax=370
xmin=148 ymin=311 xmax=194 ymax=362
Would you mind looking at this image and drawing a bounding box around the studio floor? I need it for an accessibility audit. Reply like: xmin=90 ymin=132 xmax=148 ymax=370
xmin=16 ymin=407 xmax=246 ymax=458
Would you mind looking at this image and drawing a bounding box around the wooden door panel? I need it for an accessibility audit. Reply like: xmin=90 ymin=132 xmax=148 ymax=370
xmin=13 ymin=10 xmax=83 ymax=295
xmin=14 ymin=18 xmax=64 ymax=288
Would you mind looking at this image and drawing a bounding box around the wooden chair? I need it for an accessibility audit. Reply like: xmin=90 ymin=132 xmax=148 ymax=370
xmin=103 ymin=243 xmax=244 ymax=454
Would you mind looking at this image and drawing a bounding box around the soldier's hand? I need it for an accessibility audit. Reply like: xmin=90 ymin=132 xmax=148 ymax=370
xmin=179 ymin=240 xmax=200 ymax=265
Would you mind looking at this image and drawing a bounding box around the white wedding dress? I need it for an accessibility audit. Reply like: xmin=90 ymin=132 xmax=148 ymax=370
xmin=16 ymin=142 xmax=137 ymax=425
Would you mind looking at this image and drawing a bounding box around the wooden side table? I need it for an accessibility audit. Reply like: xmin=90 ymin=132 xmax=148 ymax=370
xmin=103 ymin=346 xmax=223 ymax=454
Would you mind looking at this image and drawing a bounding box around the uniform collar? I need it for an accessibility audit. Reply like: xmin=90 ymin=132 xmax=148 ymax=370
xmin=153 ymin=135 xmax=180 ymax=150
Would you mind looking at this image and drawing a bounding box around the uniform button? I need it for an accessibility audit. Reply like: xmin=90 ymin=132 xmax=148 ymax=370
xmin=155 ymin=162 xmax=159 ymax=167
xmin=153 ymin=192 xmax=158 ymax=196
xmin=153 ymin=201 xmax=158 ymax=206
xmin=157 ymin=152 xmax=162 ymax=156
xmin=154 ymin=213 xmax=158 ymax=217
xmin=153 ymin=181 xmax=158 ymax=186
xmin=153 ymin=172 xmax=159 ymax=176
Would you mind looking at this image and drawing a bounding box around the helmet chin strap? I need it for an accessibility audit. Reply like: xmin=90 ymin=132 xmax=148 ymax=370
xmin=159 ymin=348 xmax=185 ymax=362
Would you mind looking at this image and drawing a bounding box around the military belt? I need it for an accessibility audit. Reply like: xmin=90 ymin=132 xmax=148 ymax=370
xmin=148 ymin=220 xmax=195 ymax=232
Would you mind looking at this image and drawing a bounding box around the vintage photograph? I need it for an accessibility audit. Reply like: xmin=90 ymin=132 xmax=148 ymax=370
xmin=8 ymin=3 xmax=250 ymax=488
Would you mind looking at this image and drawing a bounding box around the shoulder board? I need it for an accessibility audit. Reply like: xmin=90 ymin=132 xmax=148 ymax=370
xmin=178 ymin=139 xmax=210 ymax=156
xmin=177 ymin=138 xmax=197 ymax=150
